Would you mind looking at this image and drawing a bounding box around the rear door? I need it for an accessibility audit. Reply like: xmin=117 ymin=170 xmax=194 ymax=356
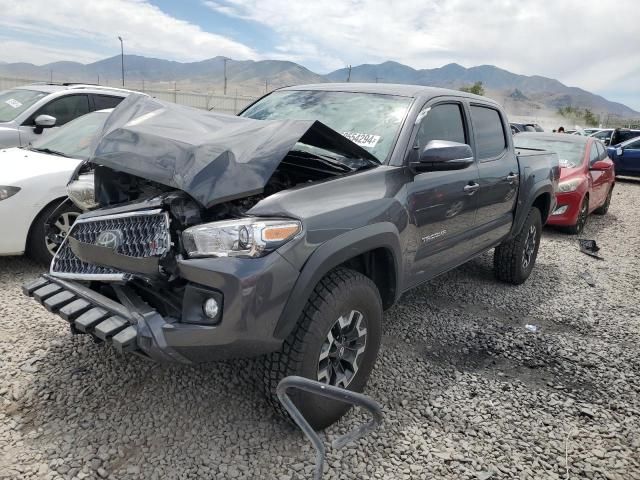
xmin=405 ymin=99 xmax=480 ymax=285
xmin=90 ymin=94 xmax=125 ymax=111
xmin=471 ymin=104 xmax=519 ymax=249
xmin=618 ymin=138 xmax=640 ymax=174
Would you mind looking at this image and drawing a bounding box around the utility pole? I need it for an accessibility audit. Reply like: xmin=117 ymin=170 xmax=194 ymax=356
xmin=174 ymin=81 xmax=177 ymax=103
xmin=375 ymin=76 xmax=383 ymax=83
xmin=223 ymin=58 xmax=228 ymax=96
xmin=49 ymin=69 xmax=53 ymax=83
xmin=97 ymin=74 xmax=100 ymax=85
xmin=347 ymin=65 xmax=351 ymax=82
xmin=118 ymin=36 xmax=125 ymax=87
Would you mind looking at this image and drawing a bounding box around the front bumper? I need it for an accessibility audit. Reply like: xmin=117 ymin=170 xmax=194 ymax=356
xmin=24 ymin=251 xmax=300 ymax=363
xmin=546 ymin=191 xmax=582 ymax=226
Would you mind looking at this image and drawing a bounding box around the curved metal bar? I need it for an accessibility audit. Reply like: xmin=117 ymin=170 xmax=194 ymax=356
xmin=276 ymin=375 xmax=384 ymax=480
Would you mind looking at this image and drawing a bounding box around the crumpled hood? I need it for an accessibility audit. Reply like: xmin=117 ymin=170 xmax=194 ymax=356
xmin=89 ymin=94 xmax=377 ymax=208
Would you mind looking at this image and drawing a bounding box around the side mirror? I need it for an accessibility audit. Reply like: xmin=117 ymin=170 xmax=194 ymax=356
xmin=34 ymin=114 xmax=56 ymax=133
xmin=616 ymin=147 xmax=623 ymax=156
xmin=411 ymin=140 xmax=474 ymax=172
xmin=590 ymin=160 xmax=611 ymax=171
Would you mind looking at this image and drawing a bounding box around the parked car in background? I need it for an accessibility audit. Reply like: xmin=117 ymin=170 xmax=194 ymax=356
xmin=514 ymin=133 xmax=614 ymax=234
xmin=589 ymin=128 xmax=640 ymax=147
xmin=0 ymin=84 xmax=130 ymax=148
xmin=510 ymin=122 xmax=544 ymax=134
xmin=583 ymin=128 xmax=603 ymax=136
xmin=0 ymin=109 xmax=111 ymax=263
xmin=608 ymin=136 xmax=640 ymax=177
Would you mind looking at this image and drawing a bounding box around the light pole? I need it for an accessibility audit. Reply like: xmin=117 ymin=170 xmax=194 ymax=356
xmin=223 ymin=58 xmax=228 ymax=96
xmin=118 ymin=36 xmax=125 ymax=87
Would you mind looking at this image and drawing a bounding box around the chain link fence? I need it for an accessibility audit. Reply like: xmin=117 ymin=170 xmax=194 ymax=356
xmin=0 ymin=76 xmax=258 ymax=115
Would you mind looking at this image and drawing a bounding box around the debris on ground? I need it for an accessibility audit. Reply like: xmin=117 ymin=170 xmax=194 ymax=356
xmin=578 ymin=239 xmax=604 ymax=260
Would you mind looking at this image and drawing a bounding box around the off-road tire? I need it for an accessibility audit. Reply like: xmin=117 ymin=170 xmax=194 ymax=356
xmin=593 ymin=186 xmax=613 ymax=215
xmin=260 ymin=267 xmax=382 ymax=430
xmin=493 ymin=207 xmax=542 ymax=285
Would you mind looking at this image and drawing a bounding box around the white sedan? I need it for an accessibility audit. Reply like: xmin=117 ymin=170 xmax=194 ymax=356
xmin=0 ymin=109 xmax=110 ymax=263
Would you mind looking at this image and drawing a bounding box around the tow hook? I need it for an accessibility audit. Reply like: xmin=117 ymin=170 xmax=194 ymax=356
xmin=277 ymin=376 xmax=384 ymax=479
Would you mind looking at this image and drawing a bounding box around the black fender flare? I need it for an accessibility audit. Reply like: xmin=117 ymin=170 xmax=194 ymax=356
xmin=510 ymin=182 xmax=555 ymax=237
xmin=273 ymin=222 xmax=403 ymax=339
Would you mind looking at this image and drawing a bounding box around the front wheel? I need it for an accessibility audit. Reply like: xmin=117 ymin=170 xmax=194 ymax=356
xmin=261 ymin=268 xmax=382 ymax=430
xmin=494 ymin=207 xmax=542 ymax=285
xmin=565 ymin=196 xmax=589 ymax=234
xmin=594 ymin=186 xmax=613 ymax=215
xmin=27 ymin=202 xmax=81 ymax=265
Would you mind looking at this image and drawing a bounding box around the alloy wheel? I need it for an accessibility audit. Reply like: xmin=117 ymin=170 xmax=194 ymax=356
xmin=45 ymin=211 xmax=80 ymax=256
xmin=576 ymin=199 xmax=588 ymax=233
xmin=317 ymin=310 xmax=368 ymax=388
xmin=522 ymin=224 xmax=537 ymax=270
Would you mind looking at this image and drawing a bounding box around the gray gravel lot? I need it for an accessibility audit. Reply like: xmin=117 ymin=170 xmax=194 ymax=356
xmin=1 ymin=180 xmax=639 ymax=480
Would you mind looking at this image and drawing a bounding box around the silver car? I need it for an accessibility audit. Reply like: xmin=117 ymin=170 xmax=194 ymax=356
xmin=0 ymin=84 xmax=133 ymax=147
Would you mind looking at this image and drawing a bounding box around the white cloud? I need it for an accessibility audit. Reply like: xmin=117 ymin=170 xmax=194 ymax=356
xmin=0 ymin=38 xmax=102 ymax=65
xmin=0 ymin=0 xmax=258 ymax=64
xmin=206 ymin=0 xmax=639 ymax=107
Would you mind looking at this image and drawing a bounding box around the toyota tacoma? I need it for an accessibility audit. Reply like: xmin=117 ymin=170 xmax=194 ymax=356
xmin=25 ymin=84 xmax=559 ymax=428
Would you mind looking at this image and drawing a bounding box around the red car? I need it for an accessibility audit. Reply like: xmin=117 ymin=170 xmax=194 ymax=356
xmin=514 ymin=133 xmax=615 ymax=233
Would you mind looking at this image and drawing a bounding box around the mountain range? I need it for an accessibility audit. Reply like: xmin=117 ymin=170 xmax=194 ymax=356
xmin=0 ymin=55 xmax=636 ymax=117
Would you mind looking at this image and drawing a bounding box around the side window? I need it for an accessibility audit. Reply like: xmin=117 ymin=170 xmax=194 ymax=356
xmin=589 ymin=143 xmax=599 ymax=164
xmin=30 ymin=94 xmax=90 ymax=126
xmin=415 ymin=103 xmax=466 ymax=152
xmin=595 ymin=141 xmax=606 ymax=160
xmin=627 ymin=139 xmax=640 ymax=149
xmin=470 ymin=105 xmax=507 ymax=159
xmin=93 ymin=95 xmax=124 ymax=110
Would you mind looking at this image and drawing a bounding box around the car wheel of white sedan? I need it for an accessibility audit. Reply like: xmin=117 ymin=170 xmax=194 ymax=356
xmin=28 ymin=202 xmax=81 ymax=265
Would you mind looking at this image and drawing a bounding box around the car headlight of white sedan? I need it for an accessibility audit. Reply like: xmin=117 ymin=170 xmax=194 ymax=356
xmin=0 ymin=186 xmax=20 ymax=201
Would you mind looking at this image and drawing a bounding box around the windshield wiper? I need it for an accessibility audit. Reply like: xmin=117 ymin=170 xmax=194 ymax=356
xmin=29 ymin=147 xmax=70 ymax=158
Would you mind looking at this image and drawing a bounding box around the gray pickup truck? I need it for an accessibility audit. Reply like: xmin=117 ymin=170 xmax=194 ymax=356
xmin=25 ymin=84 xmax=559 ymax=428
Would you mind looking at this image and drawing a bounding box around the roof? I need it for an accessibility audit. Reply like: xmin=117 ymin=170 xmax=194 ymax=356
xmin=14 ymin=84 xmax=136 ymax=96
xmin=278 ymin=82 xmax=494 ymax=103
xmin=516 ymin=132 xmax=591 ymax=144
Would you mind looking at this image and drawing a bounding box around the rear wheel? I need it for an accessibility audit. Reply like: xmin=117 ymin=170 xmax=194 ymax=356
xmin=594 ymin=186 xmax=613 ymax=215
xmin=27 ymin=202 xmax=80 ymax=265
xmin=494 ymin=207 xmax=542 ymax=285
xmin=261 ymin=267 xmax=382 ymax=430
xmin=565 ymin=195 xmax=588 ymax=234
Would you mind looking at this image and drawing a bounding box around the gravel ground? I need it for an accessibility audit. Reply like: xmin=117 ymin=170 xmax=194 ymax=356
xmin=1 ymin=180 xmax=639 ymax=480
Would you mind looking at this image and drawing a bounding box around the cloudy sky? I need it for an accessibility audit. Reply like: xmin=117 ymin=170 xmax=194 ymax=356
xmin=0 ymin=0 xmax=638 ymax=110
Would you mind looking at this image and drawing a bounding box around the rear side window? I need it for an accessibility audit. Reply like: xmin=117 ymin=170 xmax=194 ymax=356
xmin=29 ymin=94 xmax=90 ymax=126
xmin=627 ymin=139 xmax=640 ymax=149
xmin=595 ymin=141 xmax=606 ymax=160
xmin=470 ymin=105 xmax=506 ymax=159
xmin=93 ymin=95 xmax=124 ymax=110
xmin=415 ymin=103 xmax=466 ymax=151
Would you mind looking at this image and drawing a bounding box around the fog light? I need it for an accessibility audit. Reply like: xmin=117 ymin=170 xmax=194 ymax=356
xmin=203 ymin=298 xmax=220 ymax=319
xmin=552 ymin=205 xmax=568 ymax=215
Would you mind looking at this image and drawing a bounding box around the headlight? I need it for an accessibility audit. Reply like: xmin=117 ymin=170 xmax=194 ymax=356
xmin=67 ymin=173 xmax=97 ymax=210
xmin=0 ymin=186 xmax=20 ymax=201
xmin=182 ymin=218 xmax=302 ymax=258
xmin=557 ymin=178 xmax=582 ymax=193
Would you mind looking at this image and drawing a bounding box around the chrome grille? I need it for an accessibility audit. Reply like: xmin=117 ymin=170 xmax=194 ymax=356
xmin=51 ymin=209 xmax=170 ymax=280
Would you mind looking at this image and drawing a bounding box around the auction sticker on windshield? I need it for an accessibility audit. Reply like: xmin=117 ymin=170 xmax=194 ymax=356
xmin=343 ymin=132 xmax=381 ymax=148
xmin=5 ymin=99 xmax=22 ymax=109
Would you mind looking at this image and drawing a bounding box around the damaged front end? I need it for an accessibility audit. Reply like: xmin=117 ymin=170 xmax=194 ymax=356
xmin=26 ymin=94 xmax=379 ymax=363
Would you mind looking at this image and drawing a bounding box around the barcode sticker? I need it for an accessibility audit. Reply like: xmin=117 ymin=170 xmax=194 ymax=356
xmin=342 ymin=132 xmax=381 ymax=148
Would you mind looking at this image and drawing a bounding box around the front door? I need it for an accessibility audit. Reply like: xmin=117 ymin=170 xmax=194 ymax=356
xmin=617 ymin=138 xmax=640 ymax=175
xmin=18 ymin=94 xmax=90 ymax=146
xmin=405 ymin=101 xmax=479 ymax=286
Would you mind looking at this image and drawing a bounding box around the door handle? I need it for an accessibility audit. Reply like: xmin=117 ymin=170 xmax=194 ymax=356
xmin=506 ymin=173 xmax=519 ymax=183
xmin=463 ymin=183 xmax=480 ymax=195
